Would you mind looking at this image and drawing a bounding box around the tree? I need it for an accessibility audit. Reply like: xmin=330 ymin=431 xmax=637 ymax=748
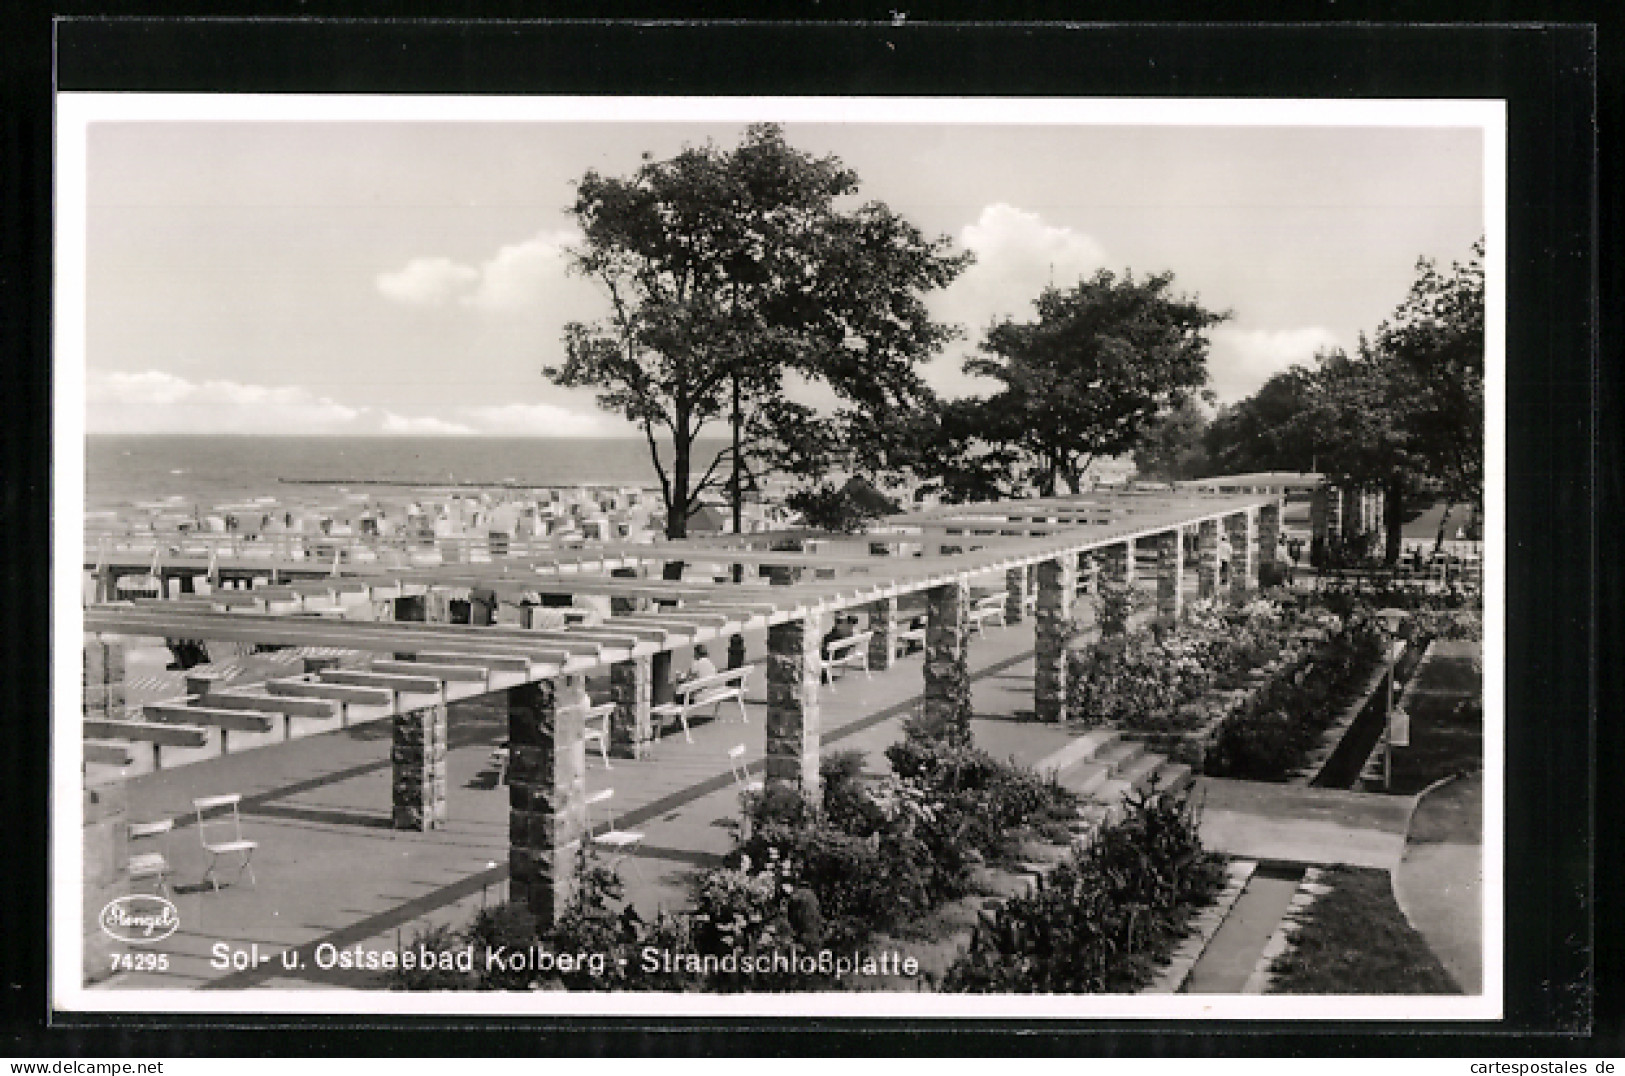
xmin=964 ymin=270 xmax=1229 ymax=496
xmin=1289 ymin=342 xmax=1421 ymax=565
xmin=1201 ymin=366 xmax=1320 ymax=475
xmin=1131 ymin=397 xmax=1213 ymax=482
xmin=1373 ymin=240 xmax=1485 ymax=537
xmin=1283 ymin=241 xmax=1485 ymax=564
xmin=548 ymin=124 xmax=969 ymax=539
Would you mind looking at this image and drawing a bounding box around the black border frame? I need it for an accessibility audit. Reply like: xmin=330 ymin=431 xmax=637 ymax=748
xmin=4 ymin=13 xmax=1608 ymax=1056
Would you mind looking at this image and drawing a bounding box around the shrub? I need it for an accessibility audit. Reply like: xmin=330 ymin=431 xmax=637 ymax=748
xmin=1206 ymin=617 xmax=1387 ymax=781
xmin=943 ymin=788 xmax=1225 ymax=993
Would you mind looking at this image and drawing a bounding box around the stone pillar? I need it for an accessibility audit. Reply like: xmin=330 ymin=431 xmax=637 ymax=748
xmin=1226 ymin=512 xmax=1255 ymax=599
xmin=1156 ymin=528 xmax=1184 ymax=622
xmin=727 ymin=634 xmax=748 ymax=671
xmin=1310 ymin=486 xmax=1331 ymax=546
xmin=608 ymin=656 xmax=652 ymax=759
xmin=1103 ymin=541 xmax=1134 ymax=586
xmin=82 ymin=778 xmax=129 ymax=984
xmin=392 ymin=701 xmax=448 ymax=831
xmin=919 ymin=580 xmax=972 ymax=742
xmin=1034 ymin=557 xmax=1076 ymax=723
xmin=867 ymin=596 xmax=898 ymax=671
xmin=1004 ymin=567 xmax=1027 ymax=624
xmin=766 ymin=615 xmax=822 ymax=795
xmin=507 ymin=677 xmax=587 ymax=925
xmin=1257 ymin=503 xmax=1281 ymax=578
xmin=83 ymin=636 xmax=127 ymax=721
xmin=1196 ymin=519 xmax=1220 ymax=599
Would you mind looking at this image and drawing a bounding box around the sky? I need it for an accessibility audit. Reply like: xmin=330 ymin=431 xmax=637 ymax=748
xmin=80 ymin=111 xmax=1486 ymax=437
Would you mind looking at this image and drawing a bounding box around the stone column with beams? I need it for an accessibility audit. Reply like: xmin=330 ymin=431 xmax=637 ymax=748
xmin=1226 ymin=511 xmax=1255 ymax=599
xmin=1156 ymin=528 xmax=1185 ymax=622
xmin=1004 ymin=567 xmax=1027 ymax=624
xmin=766 ymin=614 xmax=822 ymax=796
xmin=1196 ymin=519 xmax=1220 ymax=599
xmin=608 ymin=655 xmax=652 ymax=759
xmin=1034 ymin=557 xmax=1076 ymax=723
xmin=392 ymin=701 xmax=448 ymax=831
xmin=1102 ymin=541 xmax=1134 ymax=587
xmin=507 ymin=677 xmax=588 ymax=925
xmin=867 ymin=596 xmax=898 ymax=672
xmin=921 ymin=579 xmax=972 ymax=742
xmin=1257 ymin=502 xmax=1281 ymax=579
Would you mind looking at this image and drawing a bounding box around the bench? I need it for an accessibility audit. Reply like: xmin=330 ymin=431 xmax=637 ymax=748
xmin=895 ymin=619 xmax=928 ymax=657
xmin=968 ymin=594 xmax=1007 ymax=634
xmin=651 ymin=664 xmax=754 ymax=744
xmin=821 ymin=631 xmax=873 ymax=683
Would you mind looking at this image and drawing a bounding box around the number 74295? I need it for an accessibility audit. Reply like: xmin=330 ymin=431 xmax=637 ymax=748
xmin=111 ymin=952 xmax=170 ymax=972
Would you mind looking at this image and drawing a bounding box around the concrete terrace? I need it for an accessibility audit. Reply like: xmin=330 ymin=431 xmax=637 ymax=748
xmin=100 ymin=617 xmax=1057 ymax=990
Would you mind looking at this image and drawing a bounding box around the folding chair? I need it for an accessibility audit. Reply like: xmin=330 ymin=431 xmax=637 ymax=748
xmin=126 ymin=818 xmax=174 ymax=896
xmin=489 ymin=745 xmax=510 ymax=785
xmin=583 ymin=702 xmax=615 ymax=770
xmin=192 ymin=793 xmax=257 ymax=891
xmin=585 ymin=788 xmax=644 ymax=881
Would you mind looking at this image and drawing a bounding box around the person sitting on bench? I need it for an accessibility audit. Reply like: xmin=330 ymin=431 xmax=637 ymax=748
xmin=681 ymin=644 xmax=718 ymax=685
xmin=821 ymin=615 xmax=857 ymax=661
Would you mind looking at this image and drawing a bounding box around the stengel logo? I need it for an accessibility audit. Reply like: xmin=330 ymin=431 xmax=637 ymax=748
xmin=100 ymin=895 xmax=179 ymax=944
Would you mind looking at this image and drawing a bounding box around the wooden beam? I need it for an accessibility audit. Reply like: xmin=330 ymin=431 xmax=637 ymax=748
xmin=369 ymin=660 xmax=490 ymax=682
xmin=265 ymin=679 xmax=393 ymax=707
xmin=145 ymin=705 xmax=276 ymax=733
xmin=84 ymin=719 xmax=208 ymax=747
xmin=411 ymin=651 xmax=531 ymax=674
xmin=190 ymin=693 xmax=339 ymax=719
xmin=319 ymin=669 xmax=445 ymax=694
xmin=84 ymin=740 xmax=134 ymax=766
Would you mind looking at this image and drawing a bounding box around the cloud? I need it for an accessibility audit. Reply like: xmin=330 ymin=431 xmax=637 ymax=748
xmin=921 ymin=204 xmax=1110 ymax=399
xmin=376 ymin=256 xmax=479 ymax=306
xmin=933 ymin=204 xmax=1110 ymax=333
xmin=455 ymin=402 xmax=624 ymax=437
xmin=463 ymin=230 xmax=580 ymax=311
xmin=375 ymin=229 xmax=581 ymax=311
xmin=1206 ymin=326 xmax=1344 ymax=403
xmin=86 ymin=370 xmax=476 ymax=436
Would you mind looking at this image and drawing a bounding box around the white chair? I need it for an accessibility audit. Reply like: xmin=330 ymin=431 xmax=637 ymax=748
xmin=192 ymin=794 xmax=257 ymax=891
xmin=582 ymin=702 xmax=615 ymax=769
xmin=585 ymin=789 xmax=644 ymax=880
xmin=126 ymin=818 xmax=174 ymax=895
xmin=489 ymin=745 xmax=510 ymax=785
xmin=728 ymin=744 xmax=765 ymax=796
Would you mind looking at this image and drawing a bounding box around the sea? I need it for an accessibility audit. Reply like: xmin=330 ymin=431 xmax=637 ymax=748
xmin=85 ymin=435 xmax=733 ymax=512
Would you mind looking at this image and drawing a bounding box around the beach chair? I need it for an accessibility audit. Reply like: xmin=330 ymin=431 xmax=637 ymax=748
xmin=585 ymin=789 xmax=644 ymax=881
xmin=126 ymin=818 xmax=174 ymax=896
xmin=192 ymin=793 xmax=257 ymax=891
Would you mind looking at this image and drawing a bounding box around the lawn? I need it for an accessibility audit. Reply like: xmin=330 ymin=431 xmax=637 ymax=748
xmin=1387 ymin=644 xmax=1482 ymax=796
xmin=1266 ymin=866 xmax=1462 ymax=994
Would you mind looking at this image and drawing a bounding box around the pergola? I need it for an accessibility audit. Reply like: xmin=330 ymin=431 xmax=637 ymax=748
xmin=82 ymin=489 xmax=1281 ymax=923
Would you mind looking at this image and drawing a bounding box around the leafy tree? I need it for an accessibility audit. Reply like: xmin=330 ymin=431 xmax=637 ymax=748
xmin=548 ymin=124 xmax=969 ymax=539
xmin=965 ymin=270 xmax=1229 ymax=496
xmin=1202 ymin=366 xmax=1320 ymax=475
xmin=1285 ymin=242 xmax=1485 ymax=563
xmin=785 ymin=477 xmax=900 ymax=534
xmin=1373 ymin=240 xmax=1485 ymax=542
xmin=1131 ymin=397 xmax=1214 ymax=482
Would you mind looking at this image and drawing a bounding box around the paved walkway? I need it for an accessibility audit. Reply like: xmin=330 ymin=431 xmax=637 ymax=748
xmin=1392 ymin=772 xmax=1483 ymax=994
xmin=99 ymin=613 xmax=1058 ymax=991
xmin=1196 ymin=778 xmax=1415 ymax=869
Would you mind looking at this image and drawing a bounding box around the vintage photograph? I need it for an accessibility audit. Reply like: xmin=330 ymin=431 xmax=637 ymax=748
xmin=53 ymin=94 xmax=1500 ymax=1018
